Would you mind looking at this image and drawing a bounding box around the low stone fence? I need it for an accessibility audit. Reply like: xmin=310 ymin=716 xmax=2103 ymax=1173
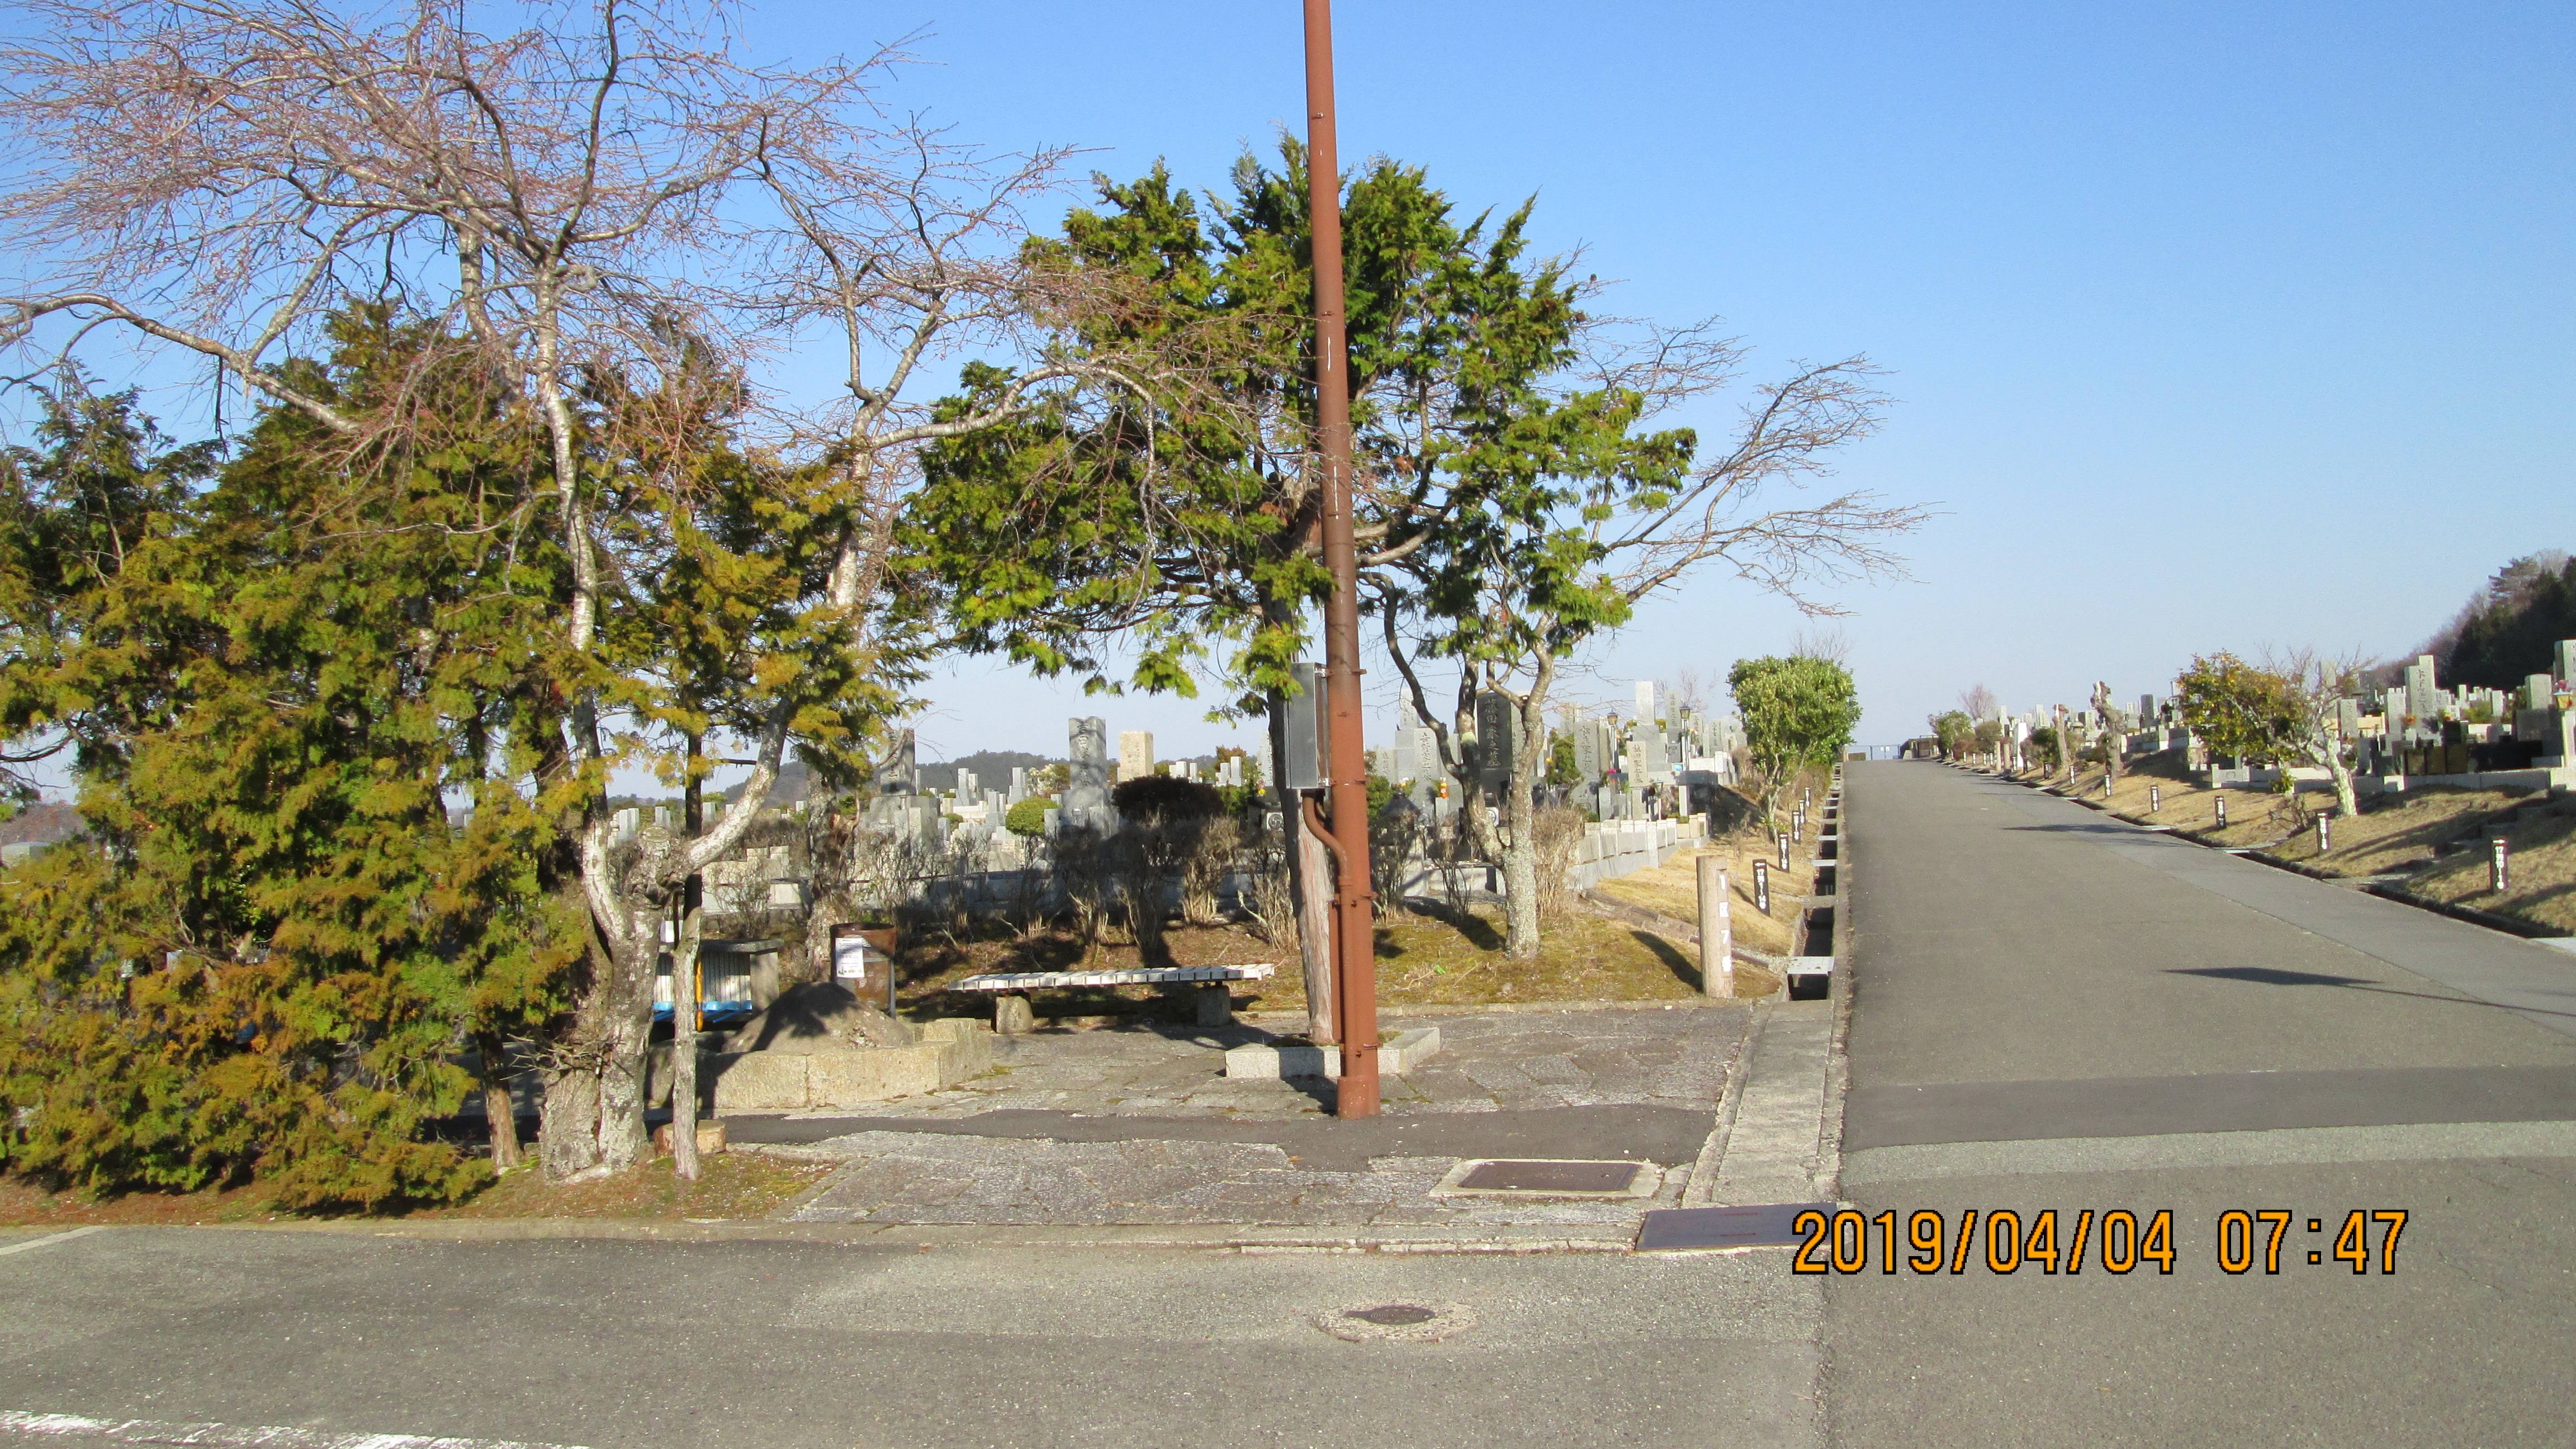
xmin=2207 ymin=764 xmax=2576 ymax=796
xmin=1570 ymin=816 xmax=1689 ymax=891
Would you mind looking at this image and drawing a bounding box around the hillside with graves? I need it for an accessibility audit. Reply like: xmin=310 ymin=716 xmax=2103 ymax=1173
xmin=1942 ymin=635 xmax=2576 ymax=941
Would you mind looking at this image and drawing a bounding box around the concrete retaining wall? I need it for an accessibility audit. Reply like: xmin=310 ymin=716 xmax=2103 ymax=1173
xmin=709 ymin=1019 xmax=995 ymax=1112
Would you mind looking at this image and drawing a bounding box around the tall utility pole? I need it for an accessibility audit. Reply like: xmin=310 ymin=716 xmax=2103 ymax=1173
xmin=1303 ymin=0 xmax=1379 ymax=1117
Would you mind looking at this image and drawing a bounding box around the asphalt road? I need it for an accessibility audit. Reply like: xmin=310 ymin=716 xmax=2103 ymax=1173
xmin=0 ymin=1225 xmax=1821 ymax=1449
xmin=1827 ymin=761 xmax=2576 ymax=1447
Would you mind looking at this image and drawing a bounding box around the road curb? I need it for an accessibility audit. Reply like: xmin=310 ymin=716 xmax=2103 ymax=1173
xmin=136 ymin=1217 xmax=1636 ymax=1254
xmin=2034 ymin=776 xmax=2576 ymax=946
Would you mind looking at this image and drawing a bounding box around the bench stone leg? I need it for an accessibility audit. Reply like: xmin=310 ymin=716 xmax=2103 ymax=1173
xmin=994 ymin=993 xmax=1035 ymax=1035
xmin=1194 ymin=982 xmax=1233 ymax=1027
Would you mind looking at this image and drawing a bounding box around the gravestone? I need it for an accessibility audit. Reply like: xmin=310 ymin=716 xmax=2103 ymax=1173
xmin=2555 ymin=640 xmax=2576 ymax=690
xmin=2333 ymin=698 xmax=2362 ymax=743
xmin=1574 ymin=717 xmax=1602 ymax=783
xmin=874 ymin=728 xmax=917 ymax=795
xmin=1065 ymin=717 xmax=1111 ymax=829
xmin=1636 ymin=679 xmax=1657 ymax=724
xmin=1117 ymin=731 xmax=1154 ymax=783
xmin=1475 ymin=691 xmax=1516 ymax=784
xmin=2404 ymin=655 xmax=2440 ymax=723
xmin=1636 ymin=726 xmax=1674 ymax=785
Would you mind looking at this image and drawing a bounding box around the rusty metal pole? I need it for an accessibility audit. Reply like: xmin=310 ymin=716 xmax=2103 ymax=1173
xmin=1304 ymin=0 xmax=1379 ymax=1117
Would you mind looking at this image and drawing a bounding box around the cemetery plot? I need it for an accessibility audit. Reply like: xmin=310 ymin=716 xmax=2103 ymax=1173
xmin=2400 ymin=806 xmax=2576 ymax=933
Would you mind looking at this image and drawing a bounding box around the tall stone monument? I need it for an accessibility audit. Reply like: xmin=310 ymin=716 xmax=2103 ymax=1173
xmin=872 ymin=727 xmax=917 ymax=796
xmin=2404 ymin=655 xmax=2438 ymax=725
xmin=1116 ymin=730 xmax=1154 ymax=783
xmin=1064 ymin=717 xmax=1112 ymax=830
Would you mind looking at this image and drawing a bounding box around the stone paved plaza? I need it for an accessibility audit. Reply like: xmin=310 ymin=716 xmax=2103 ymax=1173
xmin=741 ymin=1003 xmax=1751 ymax=1229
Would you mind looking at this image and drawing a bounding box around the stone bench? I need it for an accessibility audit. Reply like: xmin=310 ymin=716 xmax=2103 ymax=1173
xmin=950 ymin=964 xmax=1276 ymax=1032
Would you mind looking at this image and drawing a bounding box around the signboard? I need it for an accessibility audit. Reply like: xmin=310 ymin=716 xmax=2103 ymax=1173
xmin=831 ymin=925 xmax=897 ymax=1012
xmin=1475 ymin=692 xmax=1515 ymax=784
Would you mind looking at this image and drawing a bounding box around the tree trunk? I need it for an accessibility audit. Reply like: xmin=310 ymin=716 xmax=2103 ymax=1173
xmin=1499 ymin=769 xmax=1540 ymax=959
xmin=537 ymin=1063 xmax=600 ymax=1179
xmin=1272 ymin=693 xmax=1336 ymax=1043
xmin=593 ymin=930 xmax=660 ymax=1176
xmin=673 ymin=747 xmax=704 ymax=1181
xmin=607 ymin=932 xmax=659 ymax=1173
xmin=670 ymin=920 xmax=700 ymax=1181
xmin=473 ymin=1030 xmax=521 ymax=1171
xmin=1498 ymin=688 xmax=1552 ymax=960
xmin=549 ymin=895 xmax=661 ymax=1180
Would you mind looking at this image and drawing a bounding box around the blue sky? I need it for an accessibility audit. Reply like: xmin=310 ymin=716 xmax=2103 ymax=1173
xmin=25 ymin=1 xmax=2570 ymax=786
xmin=730 ymin=0 xmax=2569 ymax=764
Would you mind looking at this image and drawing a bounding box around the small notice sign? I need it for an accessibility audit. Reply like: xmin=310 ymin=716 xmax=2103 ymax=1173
xmin=830 ymin=925 xmax=896 ymax=1011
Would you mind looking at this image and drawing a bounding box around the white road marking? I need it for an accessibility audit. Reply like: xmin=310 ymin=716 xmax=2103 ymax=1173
xmin=0 ymin=1411 xmax=592 ymax=1449
xmin=0 ymin=1228 xmax=103 ymax=1258
xmin=1842 ymin=1119 xmax=2576 ymax=1183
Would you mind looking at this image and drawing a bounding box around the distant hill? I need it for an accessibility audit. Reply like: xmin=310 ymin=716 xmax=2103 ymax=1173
xmin=2411 ymin=551 xmax=2576 ymax=688
xmin=918 ymin=749 xmax=1056 ymax=793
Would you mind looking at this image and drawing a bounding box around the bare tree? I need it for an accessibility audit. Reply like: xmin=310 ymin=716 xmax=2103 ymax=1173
xmin=2090 ymin=682 xmax=2122 ymax=793
xmin=0 ymin=0 xmax=1188 ymax=1179
xmin=2263 ymin=647 xmax=2370 ymax=820
xmin=1668 ymin=667 xmax=1709 ymax=716
xmin=1379 ymin=327 xmax=1926 ymax=958
xmin=1790 ymin=626 xmax=1853 ymax=664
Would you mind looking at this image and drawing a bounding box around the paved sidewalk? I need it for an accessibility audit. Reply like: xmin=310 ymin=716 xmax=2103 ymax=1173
xmin=726 ymin=1005 xmax=1753 ymax=1232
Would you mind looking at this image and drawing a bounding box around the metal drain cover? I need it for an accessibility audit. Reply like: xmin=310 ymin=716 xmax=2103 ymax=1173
xmin=1320 ymin=1301 xmax=1477 ymax=1343
xmin=1432 ymin=1158 xmax=1658 ymax=1198
xmin=1635 ymin=1202 xmax=1838 ymax=1252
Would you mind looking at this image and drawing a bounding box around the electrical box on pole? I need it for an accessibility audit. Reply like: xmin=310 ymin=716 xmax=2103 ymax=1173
xmin=1282 ymin=662 xmax=1326 ymax=792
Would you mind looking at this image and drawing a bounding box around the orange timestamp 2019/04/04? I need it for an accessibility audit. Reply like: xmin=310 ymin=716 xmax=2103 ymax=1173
xmin=1790 ymin=1207 xmax=2409 ymax=1276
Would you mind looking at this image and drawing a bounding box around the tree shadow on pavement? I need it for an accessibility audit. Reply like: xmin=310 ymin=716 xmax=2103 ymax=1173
xmin=2169 ymin=965 xmax=2576 ymax=1017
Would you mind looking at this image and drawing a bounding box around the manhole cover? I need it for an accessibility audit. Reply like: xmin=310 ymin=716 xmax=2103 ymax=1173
xmin=1635 ymin=1202 xmax=1838 ymax=1252
xmin=1451 ymin=1158 xmax=1644 ymax=1195
xmin=1319 ymin=1301 xmax=1476 ymax=1343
